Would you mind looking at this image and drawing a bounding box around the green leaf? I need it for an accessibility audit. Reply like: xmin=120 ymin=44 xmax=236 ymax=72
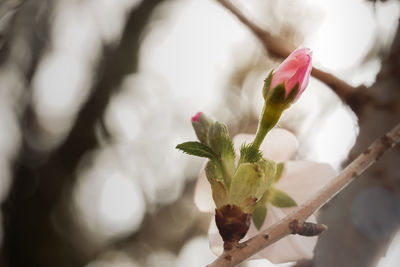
xmin=252 ymin=202 xmax=267 ymax=230
xmin=240 ymin=144 xmax=263 ymax=163
xmin=269 ymin=188 xmax=297 ymax=208
xmin=176 ymin=141 xmax=216 ymax=160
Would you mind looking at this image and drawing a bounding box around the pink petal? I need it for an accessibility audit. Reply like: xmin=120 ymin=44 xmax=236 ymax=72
xmin=299 ymin=53 xmax=312 ymax=94
xmin=232 ymin=128 xmax=298 ymax=162
xmin=286 ymin=52 xmax=311 ymax=95
xmin=194 ymin=167 xmax=215 ymax=213
xmin=270 ymin=48 xmax=312 ymax=98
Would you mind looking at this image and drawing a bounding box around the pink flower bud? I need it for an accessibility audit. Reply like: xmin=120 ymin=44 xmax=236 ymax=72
xmin=270 ymin=48 xmax=312 ymax=100
xmin=191 ymin=112 xmax=202 ymax=122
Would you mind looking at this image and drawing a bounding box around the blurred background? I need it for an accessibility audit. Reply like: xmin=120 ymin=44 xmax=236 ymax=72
xmin=0 ymin=0 xmax=399 ymax=266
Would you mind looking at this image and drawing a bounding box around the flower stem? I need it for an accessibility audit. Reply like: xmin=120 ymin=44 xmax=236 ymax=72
xmin=252 ymin=104 xmax=283 ymax=149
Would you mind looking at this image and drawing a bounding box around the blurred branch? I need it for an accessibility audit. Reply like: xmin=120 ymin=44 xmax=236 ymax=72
xmin=208 ymin=122 xmax=400 ymax=267
xmin=0 ymin=0 xmax=24 ymax=21
xmin=1 ymin=1 xmax=165 ymax=266
xmin=216 ymin=0 xmax=359 ymax=102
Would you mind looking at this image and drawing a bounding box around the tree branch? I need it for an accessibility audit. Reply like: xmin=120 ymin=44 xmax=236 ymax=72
xmin=208 ymin=122 xmax=400 ymax=267
xmin=216 ymin=0 xmax=358 ymax=102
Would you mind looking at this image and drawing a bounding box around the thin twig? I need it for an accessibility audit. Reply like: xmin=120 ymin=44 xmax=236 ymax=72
xmin=207 ymin=122 xmax=400 ymax=267
xmin=216 ymin=0 xmax=358 ymax=101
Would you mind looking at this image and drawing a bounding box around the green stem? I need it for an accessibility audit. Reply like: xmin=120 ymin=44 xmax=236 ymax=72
xmin=252 ymin=104 xmax=283 ymax=149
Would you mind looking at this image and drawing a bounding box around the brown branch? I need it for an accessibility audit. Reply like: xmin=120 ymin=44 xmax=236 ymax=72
xmin=207 ymin=122 xmax=400 ymax=267
xmin=216 ymin=0 xmax=358 ymax=102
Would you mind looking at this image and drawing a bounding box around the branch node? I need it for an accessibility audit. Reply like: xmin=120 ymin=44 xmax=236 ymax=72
xmin=381 ymin=134 xmax=394 ymax=149
xmin=224 ymin=255 xmax=232 ymax=261
xmin=290 ymin=220 xmax=327 ymax=236
xmin=224 ymin=242 xmax=234 ymax=251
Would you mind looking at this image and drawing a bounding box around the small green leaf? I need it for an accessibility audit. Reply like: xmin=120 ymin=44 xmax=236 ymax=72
xmin=176 ymin=141 xmax=216 ymax=160
xmin=269 ymin=188 xmax=297 ymax=208
xmin=252 ymin=203 xmax=267 ymax=230
xmin=273 ymin=163 xmax=285 ymax=184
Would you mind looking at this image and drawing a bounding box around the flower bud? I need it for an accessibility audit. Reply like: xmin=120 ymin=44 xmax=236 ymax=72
xmin=191 ymin=112 xmax=212 ymax=144
xmin=267 ymin=48 xmax=312 ymax=103
xmin=191 ymin=112 xmax=202 ymax=122
xmin=254 ymin=48 xmax=312 ymax=149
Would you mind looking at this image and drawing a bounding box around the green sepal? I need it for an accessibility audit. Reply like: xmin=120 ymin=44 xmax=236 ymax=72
xmin=262 ymin=70 xmax=274 ymax=99
xmin=239 ymin=144 xmax=262 ymax=163
xmin=176 ymin=141 xmax=216 ymax=160
xmin=252 ymin=201 xmax=267 ymax=230
xmin=284 ymin=82 xmax=300 ymax=105
xmin=268 ymin=188 xmax=297 ymax=208
xmin=267 ymin=83 xmax=286 ymax=106
xmin=192 ymin=113 xmax=213 ymax=144
xmin=273 ymin=162 xmax=285 ymax=183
